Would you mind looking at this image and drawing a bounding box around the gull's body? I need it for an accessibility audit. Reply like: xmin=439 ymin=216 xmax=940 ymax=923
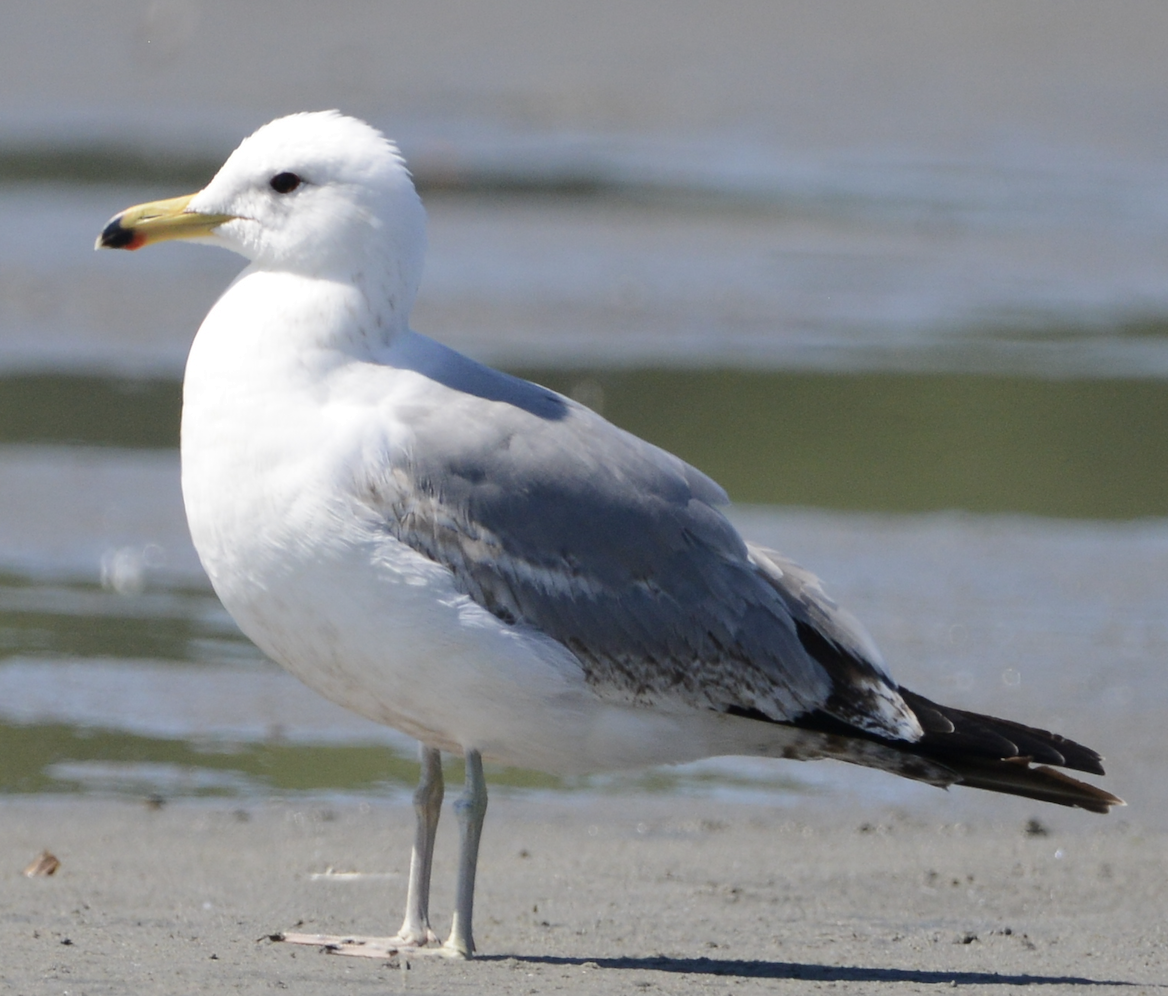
xmin=99 ymin=111 xmax=1120 ymax=960
xmin=185 ymin=310 xmax=773 ymax=776
xmin=183 ymin=290 xmax=904 ymax=777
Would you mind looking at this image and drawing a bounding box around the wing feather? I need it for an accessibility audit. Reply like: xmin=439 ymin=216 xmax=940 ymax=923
xmin=359 ymin=356 xmax=915 ymax=737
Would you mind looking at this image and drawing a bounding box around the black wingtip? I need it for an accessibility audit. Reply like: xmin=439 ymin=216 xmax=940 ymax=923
xmin=898 ymin=688 xmax=1107 ymax=776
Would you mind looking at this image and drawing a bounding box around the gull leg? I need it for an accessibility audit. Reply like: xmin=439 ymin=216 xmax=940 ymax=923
xmin=278 ymin=743 xmax=447 ymax=959
xmin=392 ymin=744 xmax=444 ymax=946
xmin=442 ymin=749 xmax=488 ymax=958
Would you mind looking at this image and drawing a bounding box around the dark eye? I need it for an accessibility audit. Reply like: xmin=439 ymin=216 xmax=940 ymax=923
xmin=269 ymin=172 xmax=301 ymax=194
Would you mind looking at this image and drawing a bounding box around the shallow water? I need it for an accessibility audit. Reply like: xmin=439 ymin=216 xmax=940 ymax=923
xmin=3 ymin=3 xmax=1166 ymax=817
xmin=0 ymin=375 xmax=1159 ymax=820
xmin=8 ymin=184 xmax=1168 ymax=378
xmin=1 ymin=499 xmax=1162 ymax=814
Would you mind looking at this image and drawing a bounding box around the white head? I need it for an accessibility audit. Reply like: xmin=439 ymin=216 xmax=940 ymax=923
xmin=98 ymin=111 xmax=427 ymax=323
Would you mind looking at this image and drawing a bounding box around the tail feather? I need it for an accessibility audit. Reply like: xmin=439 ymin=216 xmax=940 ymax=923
xmin=783 ymin=686 xmax=1123 ymax=813
xmin=938 ymin=756 xmax=1122 ymax=814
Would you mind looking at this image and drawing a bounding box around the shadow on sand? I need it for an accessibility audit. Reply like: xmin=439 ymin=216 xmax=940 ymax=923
xmin=489 ymin=953 xmax=1149 ymax=987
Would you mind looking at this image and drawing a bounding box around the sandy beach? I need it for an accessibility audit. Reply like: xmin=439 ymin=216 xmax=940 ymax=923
xmin=2 ymin=794 xmax=1162 ymax=994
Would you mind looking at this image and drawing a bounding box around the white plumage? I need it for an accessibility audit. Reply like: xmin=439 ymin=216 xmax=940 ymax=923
xmin=97 ymin=111 xmax=1119 ymax=960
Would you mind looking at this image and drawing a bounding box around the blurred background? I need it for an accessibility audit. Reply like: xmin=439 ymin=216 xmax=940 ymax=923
xmin=0 ymin=1 xmax=1164 ymax=824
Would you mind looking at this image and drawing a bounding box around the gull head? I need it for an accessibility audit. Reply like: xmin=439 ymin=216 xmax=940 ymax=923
xmin=97 ymin=111 xmax=427 ymax=315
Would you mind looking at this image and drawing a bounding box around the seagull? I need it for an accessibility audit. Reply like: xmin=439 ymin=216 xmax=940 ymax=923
xmin=97 ymin=111 xmax=1122 ymax=959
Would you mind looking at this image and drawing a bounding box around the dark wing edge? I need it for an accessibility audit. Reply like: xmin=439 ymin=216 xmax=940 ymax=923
xmin=775 ymin=689 xmax=1123 ymax=813
xmin=747 ymin=543 xmax=1122 ymax=813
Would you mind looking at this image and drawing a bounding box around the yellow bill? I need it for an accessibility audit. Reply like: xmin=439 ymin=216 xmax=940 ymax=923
xmin=95 ymin=193 xmax=235 ymax=251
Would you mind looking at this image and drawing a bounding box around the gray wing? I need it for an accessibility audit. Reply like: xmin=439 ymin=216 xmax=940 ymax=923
xmin=363 ymin=350 xmax=917 ymax=737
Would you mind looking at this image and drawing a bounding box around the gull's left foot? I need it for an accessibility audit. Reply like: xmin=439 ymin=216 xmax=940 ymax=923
xmin=278 ymin=932 xmax=457 ymax=959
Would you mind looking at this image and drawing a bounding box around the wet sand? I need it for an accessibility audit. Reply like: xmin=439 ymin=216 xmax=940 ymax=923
xmin=2 ymin=794 xmax=1162 ymax=994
